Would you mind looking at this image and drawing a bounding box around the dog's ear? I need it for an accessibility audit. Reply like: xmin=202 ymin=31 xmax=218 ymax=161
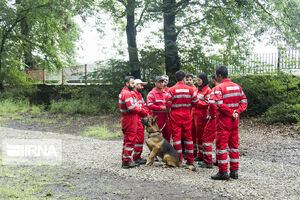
xmin=153 ymin=115 xmax=157 ymax=123
xmin=140 ymin=118 xmax=148 ymax=126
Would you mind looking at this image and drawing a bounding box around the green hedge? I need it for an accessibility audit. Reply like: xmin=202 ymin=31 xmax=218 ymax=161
xmin=231 ymin=73 xmax=300 ymax=116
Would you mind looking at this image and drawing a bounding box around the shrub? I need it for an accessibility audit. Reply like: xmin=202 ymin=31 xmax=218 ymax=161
xmin=231 ymin=73 xmax=300 ymax=116
xmin=262 ymin=102 xmax=299 ymax=125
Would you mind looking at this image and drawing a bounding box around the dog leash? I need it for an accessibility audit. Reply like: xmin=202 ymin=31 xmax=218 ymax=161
xmin=159 ymin=122 xmax=167 ymax=132
xmin=159 ymin=113 xmax=169 ymax=132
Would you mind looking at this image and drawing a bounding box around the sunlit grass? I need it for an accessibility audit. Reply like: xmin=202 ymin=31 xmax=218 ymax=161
xmin=82 ymin=123 xmax=122 ymax=139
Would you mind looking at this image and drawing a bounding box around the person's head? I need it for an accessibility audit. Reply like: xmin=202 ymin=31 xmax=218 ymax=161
xmin=175 ymin=70 xmax=186 ymax=82
xmin=215 ymin=66 xmax=228 ymax=82
xmin=155 ymin=76 xmax=165 ymax=90
xmin=124 ymin=76 xmax=135 ymax=91
xmin=185 ymin=74 xmax=194 ymax=87
xmin=134 ymin=79 xmax=147 ymax=93
xmin=196 ymin=73 xmax=208 ymax=90
xmin=162 ymin=75 xmax=169 ymax=88
xmin=210 ymin=74 xmax=218 ymax=87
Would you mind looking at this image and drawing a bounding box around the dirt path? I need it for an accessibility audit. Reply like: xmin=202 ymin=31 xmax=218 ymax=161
xmin=0 ymin=117 xmax=299 ymax=199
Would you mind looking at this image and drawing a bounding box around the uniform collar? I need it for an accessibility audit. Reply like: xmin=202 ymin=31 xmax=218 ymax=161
xmin=123 ymin=86 xmax=131 ymax=92
xmin=198 ymin=84 xmax=208 ymax=91
xmin=221 ymin=78 xmax=231 ymax=83
xmin=176 ymin=82 xmax=185 ymax=86
xmin=153 ymin=87 xmax=165 ymax=94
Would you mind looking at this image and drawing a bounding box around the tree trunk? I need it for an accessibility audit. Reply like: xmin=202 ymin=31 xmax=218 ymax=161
xmin=21 ymin=17 xmax=33 ymax=70
xmin=17 ymin=0 xmax=33 ymax=70
xmin=163 ymin=0 xmax=180 ymax=83
xmin=126 ymin=0 xmax=141 ymax=78
xmin=0 ymin=28 xmax=7 ymax=91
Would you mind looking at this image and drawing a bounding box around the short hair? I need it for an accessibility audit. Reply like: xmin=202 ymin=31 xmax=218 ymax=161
xmin=124 ymin=76 xmax=134 ymax=84
xmin=215 ymin=66 xmax=228 ymax=78
xmin=211 ymin=74 xmax=216 ymax=80
xmin=186 ymin=73 xmax=193 ymax=79
xmin=175 ymin=70 xmax=186 ymax=82
xmin=162 ymin=74 xmax=169 ymax=80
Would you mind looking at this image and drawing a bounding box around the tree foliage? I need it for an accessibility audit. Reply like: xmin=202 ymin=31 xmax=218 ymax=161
xmin=0 ymin=0 xmax=94 ymax=88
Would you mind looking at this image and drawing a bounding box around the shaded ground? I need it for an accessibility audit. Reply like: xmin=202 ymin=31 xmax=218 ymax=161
xmin=0 ymin=113 xmax=299 ymax=199
xmin=0 ymin=113 xmax=121 ymax=136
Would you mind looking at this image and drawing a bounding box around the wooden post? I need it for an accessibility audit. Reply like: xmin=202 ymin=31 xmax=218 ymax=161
xmin=62 ymin=68 xmax=64 ymax=85
xmin=43 ymin=69 xmax=45 ymax=85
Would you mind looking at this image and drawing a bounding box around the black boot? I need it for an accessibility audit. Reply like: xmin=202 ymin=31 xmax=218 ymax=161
xmin=134 ymin=158 xmax=147 ymax=165
xmin=198 ymin=161 xmax=213 ymax=168
xmin=211 ymin=172 xmax=229 ymax=180
xmin=194 ymin=157 xmax=203 ymax=162
xmin=213 ymin=161 xmax=218 ymax=166
xmin=230 ymin=170 xmax=238 ymax=179
xmin=122 ymin=162 xmax=139 ymax=169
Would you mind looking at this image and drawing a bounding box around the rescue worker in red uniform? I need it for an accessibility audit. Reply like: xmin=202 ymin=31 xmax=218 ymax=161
xmin=192 ymin=73 xmax=211 ymax=162
xmin=210 ymin=66 xmax=247 ymax=180
xmin=182 ymin=73 xmax=197 ymax=160
xmin=132 ymin=79 xmax=149 ymax=165
xmin=166 ymin=71 xmax=199 ymax=171
xmin=199 ymin=74 xmax=219 ymax=168
xmin=147 ymin=76 xmax=172 ymax=142
xmin=119 ymin=76 xmax=143 ymax=169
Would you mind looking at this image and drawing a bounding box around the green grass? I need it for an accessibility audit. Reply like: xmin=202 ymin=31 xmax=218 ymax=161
xmin=0 ymin=116 xmax=9 ymax=122
xmin=0 ymin=99 xmax=43 ymax=116
xmin=11 ymin=116 xmax=24 ymax=120
xmin=25 ymin=118 xmax=57 ymax=124
xmin=82 ymin=123 xmax=122 ymax=139
xmin=0 ymin=159 xmax=83 ymax=199
xmin=112 ymin=123 xmax=121 ymax=128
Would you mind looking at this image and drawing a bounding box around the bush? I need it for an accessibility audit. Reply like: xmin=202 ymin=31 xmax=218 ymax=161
xmin=231 ymin=73 xmax=300 ymax=116
xmin=49 ymin=95 xmax=118 ymax=115
xmin=262 ymin=102 xmax=300 ymax=125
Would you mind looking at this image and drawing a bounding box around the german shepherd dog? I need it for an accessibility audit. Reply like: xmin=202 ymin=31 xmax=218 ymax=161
xmin=141 ymin=116 xmax=181 ymax=168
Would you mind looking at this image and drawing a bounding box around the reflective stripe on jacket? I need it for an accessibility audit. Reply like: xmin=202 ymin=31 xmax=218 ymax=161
xmin=119 ymin=87 xmax=141 ymax=114
xmin=210 ymin=78 xmax=247 ymax=117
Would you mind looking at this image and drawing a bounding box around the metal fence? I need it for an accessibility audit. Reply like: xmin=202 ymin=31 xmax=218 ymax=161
xmin=228 ymin=49 xmax=300 ymax=75
xmin=28 ymin=49 xmax=300 ymax=84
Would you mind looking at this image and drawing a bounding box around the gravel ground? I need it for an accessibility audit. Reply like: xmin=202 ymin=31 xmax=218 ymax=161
xmin=0 ymin=118 xmax=299 ymax=199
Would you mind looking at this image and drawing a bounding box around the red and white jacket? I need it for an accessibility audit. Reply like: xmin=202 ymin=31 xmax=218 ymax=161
xmin=208 ymin=86 xmax=217 ymax=118
xmin=119 ymin=87 xmax=141 ymax=115
xmin=132 ymin=90 xmax=149 ymax=117
xmin=210 ymin=78 xmax=247 ymax=117
xmin=166 ymin=82 xmax=199 ymax=111
xmin=193 ymin=85 xmax=211 ymax=110
xmin=147 ymin=88 xmax=169 ymax=114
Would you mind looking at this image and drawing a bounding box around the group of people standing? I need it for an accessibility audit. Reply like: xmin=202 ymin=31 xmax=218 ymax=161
xmin=118 ymin=66 xmax=247 ymax=180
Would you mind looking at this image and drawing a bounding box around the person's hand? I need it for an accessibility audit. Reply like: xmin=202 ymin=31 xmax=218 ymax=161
xmin=232 ymin=110 xmax=239 ymax=120
xmin=161 ymin=106 xmax=167 ymax=111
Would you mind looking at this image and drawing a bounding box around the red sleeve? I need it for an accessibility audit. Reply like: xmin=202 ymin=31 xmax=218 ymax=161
xmin=236 ymin=90 xmax=248 ymax=114
xmin=124 ymin=92 xmax=141 ymax=113
xmin=165 ymin=92 xmax=173 ymax=109
xmin=194 ymin=88 xmax=210 ymax=108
